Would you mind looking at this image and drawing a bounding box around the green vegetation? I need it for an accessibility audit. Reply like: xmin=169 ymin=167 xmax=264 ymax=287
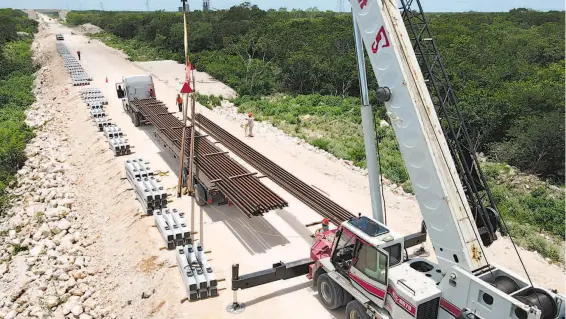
xmin=0 ymin=9 xmax=38 ymax=211
xmin=66 ymin=6 xmax=565 ymax=261
xmin=67 ymin=6 xmax=565 ymax=182
xmin=196 ymin=93 xmax=223 ymax=110
xmin=11 ymin=243 xmax=28 ymax=255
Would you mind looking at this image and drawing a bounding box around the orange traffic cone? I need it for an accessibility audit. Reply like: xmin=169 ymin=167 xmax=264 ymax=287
xmin=105 ymin=77 xmax=108 ymax=83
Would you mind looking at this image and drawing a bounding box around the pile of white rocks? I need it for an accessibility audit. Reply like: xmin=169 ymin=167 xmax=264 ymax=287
xmin=0 ymin=129 xmax=108 ymax=319
xmin=0 ymin=76 xmax=108 ymax=319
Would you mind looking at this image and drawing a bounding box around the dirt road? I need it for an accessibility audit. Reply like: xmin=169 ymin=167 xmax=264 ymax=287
xmin=0 ymin=13 xmax=563 ymax=319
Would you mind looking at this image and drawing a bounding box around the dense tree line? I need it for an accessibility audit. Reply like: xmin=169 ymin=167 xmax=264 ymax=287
xmin=67 ymin=5 xmax=565 ymax=182
xmin=0 ymin=9 xmax=38 ymax=209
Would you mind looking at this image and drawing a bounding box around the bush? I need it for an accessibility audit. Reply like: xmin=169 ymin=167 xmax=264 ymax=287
xmin=311 ymin=137 xmax=331 ymax=152
xmin=0 ymin=10 xmax=38 ymax=212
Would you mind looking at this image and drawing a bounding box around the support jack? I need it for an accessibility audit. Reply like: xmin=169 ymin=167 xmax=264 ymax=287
xmin=226 ymin=291 xmax=245 ymax=314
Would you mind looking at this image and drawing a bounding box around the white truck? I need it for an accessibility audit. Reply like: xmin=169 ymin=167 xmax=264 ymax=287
xmin=115 ymin=74 xmax=156 ymax=127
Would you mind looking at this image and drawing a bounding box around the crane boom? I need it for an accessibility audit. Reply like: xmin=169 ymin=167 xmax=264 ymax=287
xmin=350 ymin=0 xmax=486 ymax=273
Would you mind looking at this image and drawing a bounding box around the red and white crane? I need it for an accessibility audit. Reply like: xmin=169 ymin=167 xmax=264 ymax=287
xmin=230 ymin=1 xmax=566 ymax=319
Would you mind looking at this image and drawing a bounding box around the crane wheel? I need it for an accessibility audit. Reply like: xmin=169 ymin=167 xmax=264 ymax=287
xmin=345 ymin=300 xmax=370 ymax=319
xmin=317 ymin=273 xmax=346 ymax=310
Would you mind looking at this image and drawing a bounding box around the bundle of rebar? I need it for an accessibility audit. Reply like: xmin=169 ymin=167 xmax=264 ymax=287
xmin=195 ymin=114 xmax=355 ymax=226
xmin=132 ymin=98 xmax=287 ymax=217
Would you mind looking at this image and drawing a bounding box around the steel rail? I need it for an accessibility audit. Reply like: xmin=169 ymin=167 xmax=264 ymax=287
xmin=195 ymin=114 xmax=355 ymax=226
xmin=131 ymin=98 xmax=287 ymax=217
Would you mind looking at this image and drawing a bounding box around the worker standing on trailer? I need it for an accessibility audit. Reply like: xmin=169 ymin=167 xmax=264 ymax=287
xmin=76 ymin=50 xmax=81 ymax=60
xmin=176 ymin=94 xmax=183 ymax=112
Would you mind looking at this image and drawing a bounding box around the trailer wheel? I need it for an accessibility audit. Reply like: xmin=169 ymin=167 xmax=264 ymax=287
xmin=345 ymin=300 xmax=370 ymax=319
xmin=317 ymin=273 xmax=345 ymax=310
xmin=194 ymin=183 xmax=207 ymax=206
xmin=134 ymin=113 xmax=141 ymax=127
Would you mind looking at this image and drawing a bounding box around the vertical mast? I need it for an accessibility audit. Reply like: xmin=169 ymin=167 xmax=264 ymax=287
xmin=352 ymin=12 xmax=384 ymax=224
xmin=349 ymin=0 xmax=486 ymax=273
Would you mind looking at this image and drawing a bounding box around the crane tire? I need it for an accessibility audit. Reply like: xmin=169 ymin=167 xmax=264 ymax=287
xmin=345 ymin=300 xmax=371 ymax=319
xmin=317 ymin=273 xmax=345 ymax=310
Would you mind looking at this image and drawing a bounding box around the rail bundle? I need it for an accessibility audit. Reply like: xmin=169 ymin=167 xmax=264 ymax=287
xmin=195 ymin=114 xmax=355 ymax=226
xmin=131 ymin=98 xmax=287 ymax=217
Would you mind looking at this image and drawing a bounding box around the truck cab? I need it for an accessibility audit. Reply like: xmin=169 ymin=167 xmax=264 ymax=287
xmin=115 ymin=74 xmax=155 ymax=127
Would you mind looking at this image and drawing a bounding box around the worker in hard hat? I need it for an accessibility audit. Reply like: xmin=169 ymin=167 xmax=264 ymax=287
xmin=176 ymin=94 xmax=183 ymax=113
xmin=246 ymin=112 xmax=254 ymax=137
xmin=321 ymin=218 xmax=330 ymax=231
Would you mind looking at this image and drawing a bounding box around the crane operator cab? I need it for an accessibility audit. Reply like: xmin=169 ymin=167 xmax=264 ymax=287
xmin=310 ymin=216 xmax=566 ymax=319
xmin=309 ymin=216 xmax=442 ymax=318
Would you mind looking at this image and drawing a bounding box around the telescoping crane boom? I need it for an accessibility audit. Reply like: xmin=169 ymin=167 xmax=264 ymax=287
xmin=230 ymin=0 xmax=566 ymax=319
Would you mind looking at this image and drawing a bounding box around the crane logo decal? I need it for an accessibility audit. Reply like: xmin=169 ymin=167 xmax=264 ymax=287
xmin=357 ymin=0 xmax=368 ymax=9
xmin=372 ymin=26 xmax=390 ymax=54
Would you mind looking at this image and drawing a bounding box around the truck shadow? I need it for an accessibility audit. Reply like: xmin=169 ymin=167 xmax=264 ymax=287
xmin=139 ymin=124 xmax=290 ymax=255
xmin=203 ymin=204 xmax=290 ymax=255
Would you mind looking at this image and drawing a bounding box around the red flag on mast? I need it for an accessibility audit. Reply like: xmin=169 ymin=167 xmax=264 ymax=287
xmin=180 ymin=81 xmax=193 ymax=94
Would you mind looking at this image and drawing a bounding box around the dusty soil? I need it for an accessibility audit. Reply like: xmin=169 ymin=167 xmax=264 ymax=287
xmin=0 ymin=13 xmax=563 ymax=319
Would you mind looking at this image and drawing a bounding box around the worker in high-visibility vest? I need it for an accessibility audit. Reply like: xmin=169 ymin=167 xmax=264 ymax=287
xmin=176 ymin=94 xmax=183 ymax=112
xmin=321 ymin=218 xmax=330 ymax=231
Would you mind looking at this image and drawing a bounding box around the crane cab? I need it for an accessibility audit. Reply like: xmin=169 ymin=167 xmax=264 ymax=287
xmin=309 ymin=216 xmax=442 ymax=318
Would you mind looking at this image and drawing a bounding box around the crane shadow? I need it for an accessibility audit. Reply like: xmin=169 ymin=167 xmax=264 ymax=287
xmin=240 ymin=280 xmax=342 ymax=318
xmin=243 ymin=281 xmax=313 ymax=307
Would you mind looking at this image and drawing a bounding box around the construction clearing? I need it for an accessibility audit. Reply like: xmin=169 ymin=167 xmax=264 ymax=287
xmin=0 ymin=5 xmax=564 ymax=319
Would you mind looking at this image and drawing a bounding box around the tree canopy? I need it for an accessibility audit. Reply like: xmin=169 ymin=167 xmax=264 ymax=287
xmin=67 ymin=6 xmax=565 ymax=181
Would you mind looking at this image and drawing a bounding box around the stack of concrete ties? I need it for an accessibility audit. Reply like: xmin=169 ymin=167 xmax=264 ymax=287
xmin=154 ymin=208 xmax=190 ymax=249
xmin=55 ymin=43 xmax=91 ymax=86
xmin=133 ymin=176 xmax=167 ymax=214
xmin=125 ymin=159 xmax=166 ymax=213
xmin=125 ymin=158 xmax=154 ymax=184
xmin=103 ymin=125 xmax=123 ymax=139
xmin=175 ymin=243 xmax=218 ymax=301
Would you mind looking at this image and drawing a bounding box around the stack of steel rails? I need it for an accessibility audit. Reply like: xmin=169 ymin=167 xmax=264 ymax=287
xmin=196 ymin=114 xmax=355 ymax=226
xmin=55 ymin=43 xmax=91 ymax=86
xmin=176 ymin=243 xmax=218 ymax=301
xmin=132 ymin=98 xmax=287 ymax=217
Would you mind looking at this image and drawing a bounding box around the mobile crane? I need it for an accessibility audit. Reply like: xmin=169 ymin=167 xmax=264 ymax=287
xmin=230 ymin=0 xmax=566 ymax=318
